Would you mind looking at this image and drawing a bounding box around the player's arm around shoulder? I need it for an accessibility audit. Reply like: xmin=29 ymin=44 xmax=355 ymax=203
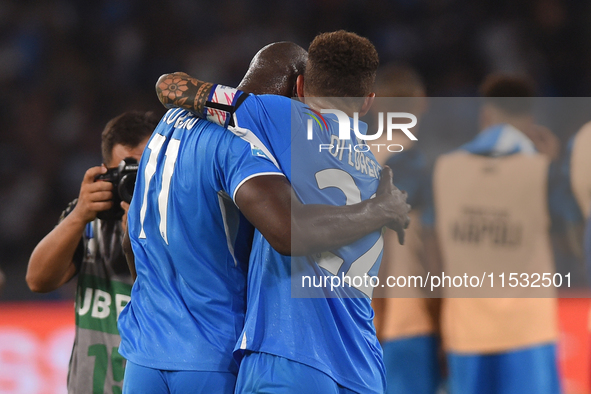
xmin=235 ymin=174 xmax=293 ymax=255
xmin=234 ymin=166 xmax=411 ymax=256
xmin=26 ymin=166 xmax=113 ymax=292
xmin=156 ymin=72 xmax=242 ymax=125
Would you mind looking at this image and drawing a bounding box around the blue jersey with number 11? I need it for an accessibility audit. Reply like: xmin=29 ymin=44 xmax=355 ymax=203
xmin=118 ymin=108 xmax=283 ymax=373
xmin=230 ymin=95 xmax=386 ymax=394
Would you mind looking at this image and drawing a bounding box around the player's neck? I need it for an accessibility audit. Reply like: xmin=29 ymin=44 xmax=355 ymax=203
xmin=302 ymin=96 xmax=358 ymax=118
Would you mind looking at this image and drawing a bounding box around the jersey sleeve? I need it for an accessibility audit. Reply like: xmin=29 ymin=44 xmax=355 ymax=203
xmin=232 ymin=95 xmax=294 ymax=173
xmin=217 ymin=133 xmax=284 ymax=203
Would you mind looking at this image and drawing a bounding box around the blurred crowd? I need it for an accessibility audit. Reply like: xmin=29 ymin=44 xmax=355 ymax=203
xmin=2 ymin=0 xmax=591 ymax=299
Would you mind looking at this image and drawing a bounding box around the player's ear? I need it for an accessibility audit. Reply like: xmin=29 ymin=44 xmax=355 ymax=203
xmin=359 ymin=93 xmax=375 ymax=117
xmin=291 ymin=76 xmax=300 ymax=99
xmin=296 ymin=75 xmax=305 ymax=99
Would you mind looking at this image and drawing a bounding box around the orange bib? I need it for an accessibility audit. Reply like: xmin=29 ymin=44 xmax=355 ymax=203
xmin=374 ymin=211 xmax=437 ymax=340
xmin=434 ymin=151 xmax=556 ymax=353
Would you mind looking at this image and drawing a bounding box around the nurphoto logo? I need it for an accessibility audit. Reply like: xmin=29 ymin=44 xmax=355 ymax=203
xmin=305 ymin=109 xmax=418 ymax=153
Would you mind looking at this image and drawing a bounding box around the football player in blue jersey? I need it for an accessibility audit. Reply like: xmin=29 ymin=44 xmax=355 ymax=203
xmin=120 ymin=41 xmax=410 ymax=394
xmin=157 ymin=31 xmax=392 ymax=393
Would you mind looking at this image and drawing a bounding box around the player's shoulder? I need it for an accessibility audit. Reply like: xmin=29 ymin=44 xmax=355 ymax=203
xmin=157 ymin=108 xmax=214 ymax=132
xmin=159 ymin=107 xmax=192 ymax=124
xmin=244 ymin=94 xmax=300 ymax=113
xmin=249 ymin=93 xmax=293 ymax=104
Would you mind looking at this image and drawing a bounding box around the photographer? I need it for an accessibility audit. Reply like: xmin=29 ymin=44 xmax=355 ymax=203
xmin=26 ymin=111 xmax=156 ymax=394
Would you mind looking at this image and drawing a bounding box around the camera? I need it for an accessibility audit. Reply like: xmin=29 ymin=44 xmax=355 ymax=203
xmin=95 ymin=157 xmax=139 ymax=221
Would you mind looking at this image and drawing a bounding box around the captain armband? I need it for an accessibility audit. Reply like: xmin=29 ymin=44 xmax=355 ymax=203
xmin=202 ymin=85 xmax=249 ymax=128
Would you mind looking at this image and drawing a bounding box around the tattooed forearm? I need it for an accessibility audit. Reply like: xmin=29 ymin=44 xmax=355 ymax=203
xmin=156 ymin=72 xmax=249 ymax=128
xmin=156 ymin=72 xmax=213 ymax=116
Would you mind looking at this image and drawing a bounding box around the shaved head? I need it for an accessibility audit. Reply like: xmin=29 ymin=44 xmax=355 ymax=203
xmin=238 ymin=42 xmax=308 ymax=98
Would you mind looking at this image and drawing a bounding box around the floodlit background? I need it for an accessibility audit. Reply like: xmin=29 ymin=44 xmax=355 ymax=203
xmin=2 ymin=0 xmax=591 ymax=300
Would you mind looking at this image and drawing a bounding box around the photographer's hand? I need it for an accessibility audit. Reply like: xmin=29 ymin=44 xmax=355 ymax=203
xmin=70 ymin=166 xmax=114 ymax=223
xmin=26 ymin=166 xmax=113 ymax=293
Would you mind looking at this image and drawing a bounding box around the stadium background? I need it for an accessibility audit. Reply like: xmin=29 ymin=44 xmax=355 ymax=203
xmin=1 ymin=0 xmax=591 ymax=392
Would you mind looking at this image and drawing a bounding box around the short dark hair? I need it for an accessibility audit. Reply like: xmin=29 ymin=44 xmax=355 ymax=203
xmin=305 ymin=30 xmax=379 ymax=97
xmin=480 ymin=74 xmax=535 ymax=115
xmin=101 ymin=111 xmax=158 ymax=164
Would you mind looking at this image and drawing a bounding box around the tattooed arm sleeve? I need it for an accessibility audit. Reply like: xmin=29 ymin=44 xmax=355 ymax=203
xmin=156 ymin=72 xmax=248 ymax=128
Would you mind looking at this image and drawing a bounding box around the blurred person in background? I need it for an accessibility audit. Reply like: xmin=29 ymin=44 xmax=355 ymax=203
xmin=434 ymin=74 xmax=570 ymax=394
xmin=567 ymin=121 xmax=591 ymax=254
xmin=565 ymin=116 xmax=591 ymax=378
xmin=371 ymin=64 xmax=443 ymax=394
xmin=26 ymin=111 xmax=157 ymax=394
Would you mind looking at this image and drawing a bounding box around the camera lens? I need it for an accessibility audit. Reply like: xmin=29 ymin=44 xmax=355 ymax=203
xmin=119 ymin=172 xmax=137 ymax=204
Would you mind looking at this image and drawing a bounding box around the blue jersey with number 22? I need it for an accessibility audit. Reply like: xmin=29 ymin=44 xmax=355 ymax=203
xmin=118 ymin=108 xmax=283 ymax=373
xmin=230 ymin=95 xmax=386 ymax=394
